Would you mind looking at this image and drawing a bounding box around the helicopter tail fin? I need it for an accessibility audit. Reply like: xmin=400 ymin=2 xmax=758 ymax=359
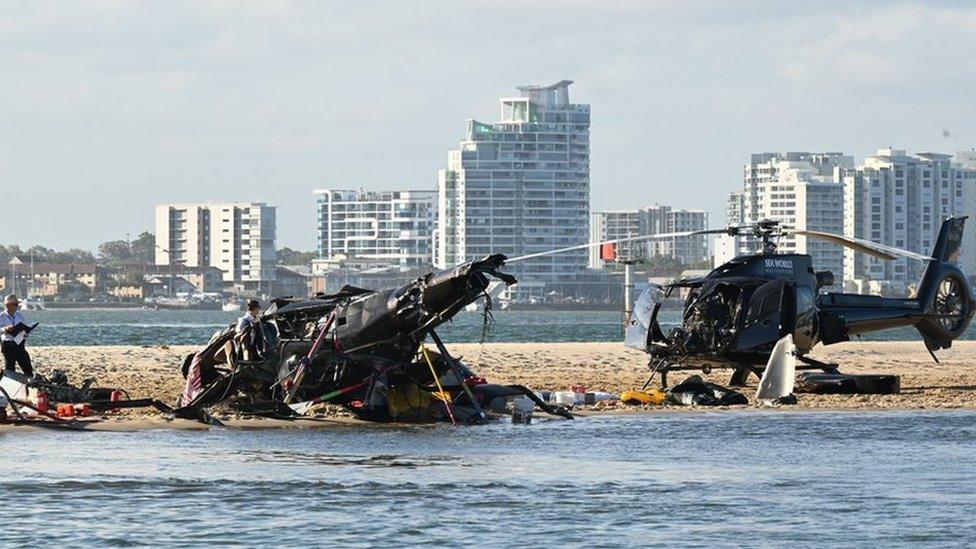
xmin=913 ymin=217 xmax=974 ymax=352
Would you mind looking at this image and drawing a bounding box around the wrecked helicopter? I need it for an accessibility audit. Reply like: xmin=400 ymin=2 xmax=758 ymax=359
xmin=625 ymin=216 xmax=975 ymax=388
xmin=173 ymin=254 xmax=575 ymax=425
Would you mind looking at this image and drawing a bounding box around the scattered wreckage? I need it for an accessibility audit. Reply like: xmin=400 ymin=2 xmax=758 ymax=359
xmin=0 ymin=368 xmax=171 ymax=429
xmin=173 ymin=255 xmax=573 ymax=425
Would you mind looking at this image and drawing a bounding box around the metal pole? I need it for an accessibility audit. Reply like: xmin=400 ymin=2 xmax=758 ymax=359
xmin=623 ymin=261 xmax=634 ymax=333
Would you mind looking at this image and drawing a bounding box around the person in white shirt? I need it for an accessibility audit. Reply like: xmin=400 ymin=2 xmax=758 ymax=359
xmin=236 ymin=300 xmax=261 ymax=333
xmin=0 ymin=294 xmax=34 ymax=377
xmin=236 ymin=299 xmax=263 ymax=360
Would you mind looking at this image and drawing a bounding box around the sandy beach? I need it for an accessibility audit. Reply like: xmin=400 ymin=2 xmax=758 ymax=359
xmin=6 ymin=340 xmax=973 ymax=423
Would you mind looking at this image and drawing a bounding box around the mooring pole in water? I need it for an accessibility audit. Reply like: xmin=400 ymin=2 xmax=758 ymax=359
xmin=623 ymin=261 xmax=634 ymax=333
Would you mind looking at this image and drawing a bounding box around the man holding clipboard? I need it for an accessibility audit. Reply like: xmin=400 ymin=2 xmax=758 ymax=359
xmin=0 ymin=294 xmax=36 ymax=377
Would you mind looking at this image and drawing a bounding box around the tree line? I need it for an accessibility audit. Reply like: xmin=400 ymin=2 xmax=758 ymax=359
xmin=1 ymin=233 xmax=320 ymax=268
xmin=0 ymin=232 xmax=156 ymax=267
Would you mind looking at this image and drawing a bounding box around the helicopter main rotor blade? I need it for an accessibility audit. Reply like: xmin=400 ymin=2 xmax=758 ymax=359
xmin=504 ymin=229 xmax=725 ymax=264
xmin=788 ymin=229 xmax=934 ymax=262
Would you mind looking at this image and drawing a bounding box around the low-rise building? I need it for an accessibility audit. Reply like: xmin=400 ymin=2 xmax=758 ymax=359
xmin=274 ymin=265 xmax=313 ymax=298
xmin=121 ymin=264 xmax=225 ymax=293
xmin=4 ymin=260 xmax=108 ymax=297
xmin=107 ymin=283 xmax=149 ymax=300
xmin=146 ymin=275 xmax=197 ymax=296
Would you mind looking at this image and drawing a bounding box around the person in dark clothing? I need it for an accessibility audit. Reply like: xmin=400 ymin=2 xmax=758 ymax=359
xmin=1 ymin=294 xmax=33 ymax=377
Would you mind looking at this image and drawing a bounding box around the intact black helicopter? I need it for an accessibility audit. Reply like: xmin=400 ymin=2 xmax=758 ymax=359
xmin=624 ymin=216 xmax=974 ymax=387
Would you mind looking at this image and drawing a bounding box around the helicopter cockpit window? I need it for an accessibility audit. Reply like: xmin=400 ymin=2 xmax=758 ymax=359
xmin=625 ymin=285 xmax=666 ymax=351
xmin=632 ymin=285 xmax=665 ymax=330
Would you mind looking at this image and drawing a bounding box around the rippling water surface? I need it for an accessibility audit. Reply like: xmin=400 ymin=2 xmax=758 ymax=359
xmin=21 ymin=309 xmax=976 ymax=346
xmin=3 ymin=411 xmax=975 ymax=546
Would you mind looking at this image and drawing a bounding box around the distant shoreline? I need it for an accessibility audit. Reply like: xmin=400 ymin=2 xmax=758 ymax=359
xmin=37 ymin=302 xmax=223 ymax=311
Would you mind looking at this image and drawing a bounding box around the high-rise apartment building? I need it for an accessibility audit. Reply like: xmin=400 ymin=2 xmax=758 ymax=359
xmin=314 ymin=189 xmax=437 ymax=268
xmin=957 ymin=149 xmax=976 ymax=169
xmin=437 ymin=80 xmax=590 ymax=287
xmin=589 ymin=205 xmax=709 ymax=268
xmin=721 ymin=152 xmax=852 ymax=280
xmin=726 ymin=192 xmax=744 ymax=226
xmin=154 ymin=202 xmax=277 ymax=287
xmin=733 ymin=152 xmax=853 ymax=228
xmin=844 ymin=149 xmax=976 ymax=292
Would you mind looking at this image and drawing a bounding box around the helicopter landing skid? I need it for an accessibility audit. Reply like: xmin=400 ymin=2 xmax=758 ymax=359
xmin=642 ymin=356 xmax=842 ymax=390
xmin=796 ymin=355 xmax=841 ymax=374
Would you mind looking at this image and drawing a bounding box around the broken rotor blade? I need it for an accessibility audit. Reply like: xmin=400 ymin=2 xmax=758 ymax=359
xmin=788 ymin=229 xmax=934 ymax=262
xmin=756 ymin=334 xmax=797 ymax=403
xmin=504 ymin=229 xmax=725 ymax=263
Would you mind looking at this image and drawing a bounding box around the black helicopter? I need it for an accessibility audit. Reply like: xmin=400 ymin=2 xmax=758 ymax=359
xmin=173 ymin=254 xmax=574 ymax=425
xmin=625 ymin=216 xmax=974 ymax=387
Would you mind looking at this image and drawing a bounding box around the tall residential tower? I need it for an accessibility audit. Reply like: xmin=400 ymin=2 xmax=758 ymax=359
xmin=844 ymin=148 xmax=976 ymax=292
xmin=437 ymin=80 xmax=590 ymax=291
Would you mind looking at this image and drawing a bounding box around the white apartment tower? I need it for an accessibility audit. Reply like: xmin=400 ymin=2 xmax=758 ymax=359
xmin=721 ymin=152 xmax=852 ymax=280
xmin=314 ymin=189 xmax=437 ymax=268
xmin=154 ymin=202 xmax=277 ymax=286
xmin=589 ymin=205 xmax=709 ymax=268
xmin=437 ymin=80 xmax=590 ymax=286
xmin=844 ymin=149 xmax=976 ymax=292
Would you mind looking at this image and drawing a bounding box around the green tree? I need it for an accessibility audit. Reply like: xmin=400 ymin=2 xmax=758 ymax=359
xmin=25 ymin=245 xmax=55 ymax=262
xmin=642 ymin=255 xmax=691 ymax=278
xmin=97 ymin=240 xmax=133 ymax=266
xmin=276 ymin=247 xmax=317 ymax=265
xmin=130 ymin=232 xmax=155 ymax=264
xmin=49 ymin=248 xmax=96 ymax=263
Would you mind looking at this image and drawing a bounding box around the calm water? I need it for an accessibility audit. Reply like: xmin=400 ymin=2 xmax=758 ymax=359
xmin=2 ymin=411 xmax=974 ymax=546
xmin=18 ymin=308 xmax=976 ymax=346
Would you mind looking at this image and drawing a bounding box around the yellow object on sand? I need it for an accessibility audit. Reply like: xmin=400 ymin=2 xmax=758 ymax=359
xmin=387 ymin=383 xmax=432 ymax=422
xmin=621 ymin=389 xmax=666 ymax=406
xmin=430 ymin=390 xmax=453 ymax=403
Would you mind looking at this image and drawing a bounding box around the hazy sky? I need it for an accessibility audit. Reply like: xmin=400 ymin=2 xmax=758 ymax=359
xmin=2 ymin=1 xmax=975 ymax=251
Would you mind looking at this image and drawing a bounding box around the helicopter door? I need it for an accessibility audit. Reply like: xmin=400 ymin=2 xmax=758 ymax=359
xmin=734 ymin=279 xmax=789 ymax=351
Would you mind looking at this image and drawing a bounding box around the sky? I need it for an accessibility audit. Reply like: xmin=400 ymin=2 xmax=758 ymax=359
xmin=2 ymin=0 xmax=975 ymax=251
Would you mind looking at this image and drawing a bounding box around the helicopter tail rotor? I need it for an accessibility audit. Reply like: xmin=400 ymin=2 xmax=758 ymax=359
xmin=913 ymin=217 xmax=975 ymax=351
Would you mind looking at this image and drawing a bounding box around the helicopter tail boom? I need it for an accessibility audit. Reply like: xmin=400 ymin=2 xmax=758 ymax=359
xmin=819 ymin=217 xmax=974 ymax=351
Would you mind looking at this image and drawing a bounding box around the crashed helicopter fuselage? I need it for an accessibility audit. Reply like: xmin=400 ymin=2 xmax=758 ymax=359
xmin=174 ymin=254 xmax=571 ymax=424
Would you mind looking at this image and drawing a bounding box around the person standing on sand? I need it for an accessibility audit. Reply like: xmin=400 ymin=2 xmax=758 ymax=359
xmin=0 ymin=294 xmax=34 ymax=377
